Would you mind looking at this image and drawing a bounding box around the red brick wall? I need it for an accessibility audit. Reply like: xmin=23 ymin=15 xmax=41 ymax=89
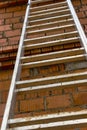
xmin=0 ymin=0 xmax=87 ymax=129
xmin=72 ymin=0 xmax=87 ymax=36
xmin=0 ymin=3 xmax=26 ymax=125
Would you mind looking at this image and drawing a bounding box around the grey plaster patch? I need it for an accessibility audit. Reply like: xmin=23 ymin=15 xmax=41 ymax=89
xmin=65 ymin=61 xmax=87 ymax=71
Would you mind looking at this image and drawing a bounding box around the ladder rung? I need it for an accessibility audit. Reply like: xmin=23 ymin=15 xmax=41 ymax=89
xmin=29 ymin=14 xmax=72 ymax=25
xmin=21 ymin=47 xmax=84 ymax=63
xmin=16 ymin=70 xmax=87 ymax=88
xmin=30 ymin=1 xmax=67 ymax=12
xmin=25 ymin=30 xmax=77 ymax=44
xmin=30 ymin=6 xmax=68 ymax=15
xmin=21 ymin=54 xmax=85 ymax=69
xmin=16 ymin=79 xmax=87 ymax=92
xmin=29 ymin=9 xmax=70 ymax=21
xmin=24 ymin=37 xmax=79 ymax=50
xmin=7 ymin=118 xmax=87 ymax=130
xmin=26 ymin=24 xmax=75 ymax=35
xmin=27 ymin=18 xmax=73 ymax=31
xmin=8 ymin=110 xmax=87 ymax=127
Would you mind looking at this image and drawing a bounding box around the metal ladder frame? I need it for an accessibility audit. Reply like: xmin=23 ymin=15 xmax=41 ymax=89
xmin=1 ymin=0 xmax=31 ymax=130
xmin=67 ymin=0 xmax=87 ymax=54
xmin=1 ymin=0 xmax=87 ymax=130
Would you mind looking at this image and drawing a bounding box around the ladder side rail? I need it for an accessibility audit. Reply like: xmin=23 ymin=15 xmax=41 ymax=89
xmin=67 ymin=0 xmax=87 ymax=55
xmin=1 ymin=0 xmax=31 ymax=130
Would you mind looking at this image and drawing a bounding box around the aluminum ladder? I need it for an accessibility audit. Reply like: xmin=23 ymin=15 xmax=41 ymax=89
xmin=1 ymin=0 xmax=87 ymax=130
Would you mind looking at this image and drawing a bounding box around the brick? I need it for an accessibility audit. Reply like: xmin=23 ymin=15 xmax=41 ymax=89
xmin=53 ymin=45 xmax=63 ymax=51
xmin=81 ymin=0 xmax=87 ymax=4
xmin=15 ymin=101 xmax=19 ymax=114
xmin=47 ymin=65 xmax=58 ymax=74
xmin=0 ymin=39 xmax=7 ymax=46
xmin=47 ymin=95 xmax=71 ymax=109
xmin=8 ymin=36 xmax=20 ymax=45
xmin=32 ymin=110 xmax=52 ymax=116
xmin=51 ymin=65 xmax=59 ymax=72
xmin=41 ymin=47 xmax=52 ymax=53
xmin=0 ymin=71 xmax=7 ymax=81
xmin=39 ymin=65 xmax=59 ymax=77
xmin=0 ymin=25 xmax=12 ymax=32
xmin=9 ymin=52 xmax=16 ymax=58
xmin=12 ymin=44 xmax=18 ymax=50
xmin=21 ymin=68 xmax=31 ymax=79
xmin=0 ymin=19 xmax=4 ymax=25
xmin=78 ymin=86 xmax=87 ymax=92
xmin=26 ymin=89 xmax=62 ymax=99
xmin=1 ymin=91 xmax=8 ymax=103
xmin=41 ymin=46 xmax=52 ymax=53
xmin=0 ymin=35 xmax=2 ymax=39
xmin=80 ymin=6 xmax=87 ymax=11
xmin=2 ymin=60 xmax=13 ymax=67
xmin=0 ymin=53 xmax=9 ymax=61
xmin=0 ymin=69 xmax=12 ymax=81
xmin=6 ymin=6 xmax=22 ymax=13
xmin=58 ymin=63 xmax=65 ymax=72
xmin=5 ymin=17 xmax=21 ymax=24
xmin=64 ymin=106 xmax=84 ymax=113
xmin=73 ymin=92 xmax=87 ymax=105
xmin=2 ymin=45 xmax=13 ymax=53
xmin=26 ymin=92 xmax=40 ymax=99
xmin=20 ymin=98 xmax=44 ymax=112
xmin=14 ymin=113 xmax=32 ymax=118
xmin=74 ymin=42 xmax=81 ymax=48
xmin=0 ymin=80 xmax=10 ymax=91
xmin=17 ymin=93 xmax=25 ymax=101
xmin=48 ymin=89 xmax=62 ymax=96
xmin=5 ymin=29 xmax=21 ymax=37
xmin=64 ymin=87 xmax=77 ymax=94
xmin=72 ymin=0 xmax=81 ymax=6
xmin=13 ymin=23 xmax=23 ymax=29
xmin=36 ymin=91 xmax=50 ymax=98
xmin=65 ymin=28 xmax=75 ymax=34
xmin=0 ymin=12 xmax=12 ymax=19
xmin=77 ymin=11 xmax=85 ymax=18
xmin=0 ymin=103 xmax=5 ymax=116
xmin=0 ymin=8 xmax=5 ymax=13
xmin=30 ymin=48 xmax=41 ymax=55
xmin=80 ymin=18 xmax=87 ymax=25
xmin=63 ymin=43 xmax=76 ymax=49
xmin=39 ymin=66 xmax=49 ymax=76
xmin=14 ymin=11 xmax=25 ymax=17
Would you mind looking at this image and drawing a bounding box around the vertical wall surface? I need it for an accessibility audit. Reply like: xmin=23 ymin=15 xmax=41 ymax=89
xmin=0 ymin=1 xmax=27 ymax=125
xmin=0 ymin=0 xmax=87 ymax=129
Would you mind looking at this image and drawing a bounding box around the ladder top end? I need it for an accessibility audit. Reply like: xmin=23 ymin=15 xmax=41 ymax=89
xmin=27 ymin=2 xmax=30 ymax=5
xmin=27 ymin=0 xmax=30 ymax=5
